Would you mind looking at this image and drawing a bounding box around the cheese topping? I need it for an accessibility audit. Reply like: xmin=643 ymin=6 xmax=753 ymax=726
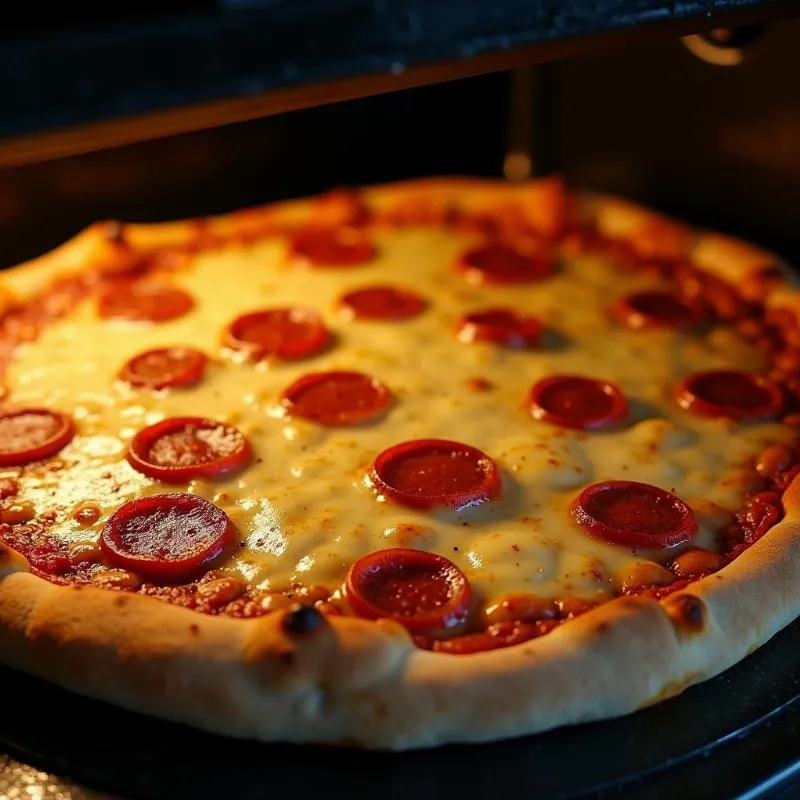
xmin=6 ymin=226 xmax=785 ymax=605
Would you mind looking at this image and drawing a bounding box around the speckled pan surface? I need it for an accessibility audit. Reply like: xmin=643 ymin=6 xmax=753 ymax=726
xmin=0 ymin=756 xmax=112 ymax=800
xmin=1 ymin=177 xmax=800 ymax=750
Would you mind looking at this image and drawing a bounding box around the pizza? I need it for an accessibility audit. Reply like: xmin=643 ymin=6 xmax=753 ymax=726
xmin=0 ymin=176 xmax=799 ymax=750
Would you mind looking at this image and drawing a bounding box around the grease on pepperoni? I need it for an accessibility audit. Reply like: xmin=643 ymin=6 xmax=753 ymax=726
xmin=572 ymin=480 xmax=697 ymax=549
xmin=456 ymin=308 xmax=543 ymax=349
xmin=290 ymin=227 xmax=376 ymax=267
xmin=529 ymin=375 xmax=629 ymax=430
xmin=369 ymin=438 xmax=501 ymax=510
xmin=345 ymin=548 xmax=472 ymax=634
xmin=456 ymin=243 xmax=554 ymax=285
xmin=281 ymin=371 xmax=392 ymax=426
xmin=100 ymin=493 xmax=235 ymax=583
xmin=0 ymin=409 xmax=75 ymax=466
xmin=224 ymin=308 xmax=329 ymax=361
xmin=611 ymin=290 xmax=703 ymax=331
xmin=675 ymin=370 xmax=783 ymax=421
xmin=98 ymin=280 xmax=194 ymax=322
xmin=119 ymin=347 xmax=207 ymax=389
xmin=338 ymin=285 xmax=426 ymax=321
xmin=127 ymin=417 xmax=251 ymax=482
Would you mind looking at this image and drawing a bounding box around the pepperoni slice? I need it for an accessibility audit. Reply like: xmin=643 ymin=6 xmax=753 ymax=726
xmin=119 ymin=347 xmax=207 ymax=390
xmin=281 ymin=371 xmax=391 ymax=426
xmin=369 ymin=438 xmax=501 ymax=510
xmin=0 ymin=409 xmax=75 ymax=466
xmin=290 ymin=227 xmax=376 ymax=267
xmin=572 ymin=480 xmax=697 ymax=548
xmin=127 ymin=417 xmax=251 ymax=482
xmin=100 ymin=493 xmax=235 ymax=583
xmin=529 ymin=375 xmax=629 ymax=430
xmin=456 ymin=243 xmax=554 ymax=285
xmin=675 ymin=370 xmax=783 ymax=421
xmin=456 ymin=308 xmax=543 ymax=349
xmin=338 ymin=285 xmax=426 ymax=321
xmin=98 ymin=280 xmax=194 ymax=322
xmin=611 ymin=290 xmax=703 ymax=331
xmin=224 ymin=308 xmax=329 ymax=361
xmin=345 ymin=548 xmax=472 ymax=634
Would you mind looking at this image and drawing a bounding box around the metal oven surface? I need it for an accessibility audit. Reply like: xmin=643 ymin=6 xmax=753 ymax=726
xmin=1 ymin=0 xmax=795 ymax=166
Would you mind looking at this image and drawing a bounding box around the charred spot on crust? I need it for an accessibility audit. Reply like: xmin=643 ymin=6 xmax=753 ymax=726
xmin=282 ymin=604 xmax=326 ymax=637
xmin=755 ymin=265 xmax=783 ymax=281
xmin=103 ymin=221 xmax=126 ymax=244
xmin=665 ymin=593 xmax=707 ymax=634
xmin=594 ymin=621 xmax=611 ymax=636
xmin=114 ymin=595 xmax=129 ymax=608
xmin=189 ymin=624 xmax=200 ymax=635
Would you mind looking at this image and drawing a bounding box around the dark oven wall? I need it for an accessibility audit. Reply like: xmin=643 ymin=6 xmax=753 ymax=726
xmin=3 ymin=14 xmax=800 ymax=271
xmin=537 ymin=16 xmax=800 ymax=265
xmin=0 ymin=72 xmax=507 ymax=269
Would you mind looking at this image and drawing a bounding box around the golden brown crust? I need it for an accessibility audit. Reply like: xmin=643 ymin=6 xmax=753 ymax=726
xmin=691 ymin=231 xmax=782 ymax=290
xmin=577 ymin=194 xmax=696 ymax=261
xmin=1 ymin=176 xmax=800 ymax=750
xmin=584 ymin=192 xmax=790 ymax=304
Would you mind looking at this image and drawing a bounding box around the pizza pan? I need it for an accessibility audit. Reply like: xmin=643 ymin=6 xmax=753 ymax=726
xmin=2 ymin=612 xmax=800 ymax=800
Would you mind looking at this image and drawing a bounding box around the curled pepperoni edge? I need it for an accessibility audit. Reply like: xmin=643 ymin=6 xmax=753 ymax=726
xmin=529 ymin=375 xmax=629 ymax=430
xmin=127 ymin=416 xmax=252 ymax=482
xmin=281 ymin=370 xmax=392 ymax=426
xmin=100 ymin=493 xmax=235 ymax=584
xmin=223 ymin=308 xmax=330 ymax=361
xmin=338 ymin=285 xmax=426 ymax=321
xmin=0 ymin=409 xmax=75 ymax=467
xmin=610 ymin=290 xmax=704 ymax=331
xmin=368 ymin=438 xmax=502 ymax=510
xmin=345 ymin=547 xmax=472 ymax=635
xmin=675 ymin=370 xmax=783 ymax=422
xmin=119 ymin=347 xmax=208 ymax=390
xmin=571 ymin=480 xmax=698 ymax=549
xmin=456 ymin=308 xmax=544 ymax=349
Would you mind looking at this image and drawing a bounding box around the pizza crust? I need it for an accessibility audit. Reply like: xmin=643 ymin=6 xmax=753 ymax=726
xmin=3 ymin=495 xmax=800 ymax=749
xmin=0 ymin=177 xmax=798 ymax=749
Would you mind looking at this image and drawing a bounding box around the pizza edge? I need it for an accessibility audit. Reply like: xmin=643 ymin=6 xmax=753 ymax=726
xmin=0 ymin=176 xmax=797 ymax=750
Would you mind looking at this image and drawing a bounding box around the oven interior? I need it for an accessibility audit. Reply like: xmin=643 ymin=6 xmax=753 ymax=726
xmin=3 ymin=5 xmax=800 ymax=269
xmin=2 ymin=4 xmax=800 ymax=799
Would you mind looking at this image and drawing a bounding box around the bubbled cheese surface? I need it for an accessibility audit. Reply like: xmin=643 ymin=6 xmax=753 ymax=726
xmin=6 ymin=226 xmax=785 ymax=604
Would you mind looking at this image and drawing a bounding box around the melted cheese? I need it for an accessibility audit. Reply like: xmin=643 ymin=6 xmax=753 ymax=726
xmin=6 ymin=228 xmax=785 ymax=604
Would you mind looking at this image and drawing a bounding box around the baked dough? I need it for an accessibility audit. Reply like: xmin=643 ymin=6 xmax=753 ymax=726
xmin=0 ymin=178 xmax=797 ymax=749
